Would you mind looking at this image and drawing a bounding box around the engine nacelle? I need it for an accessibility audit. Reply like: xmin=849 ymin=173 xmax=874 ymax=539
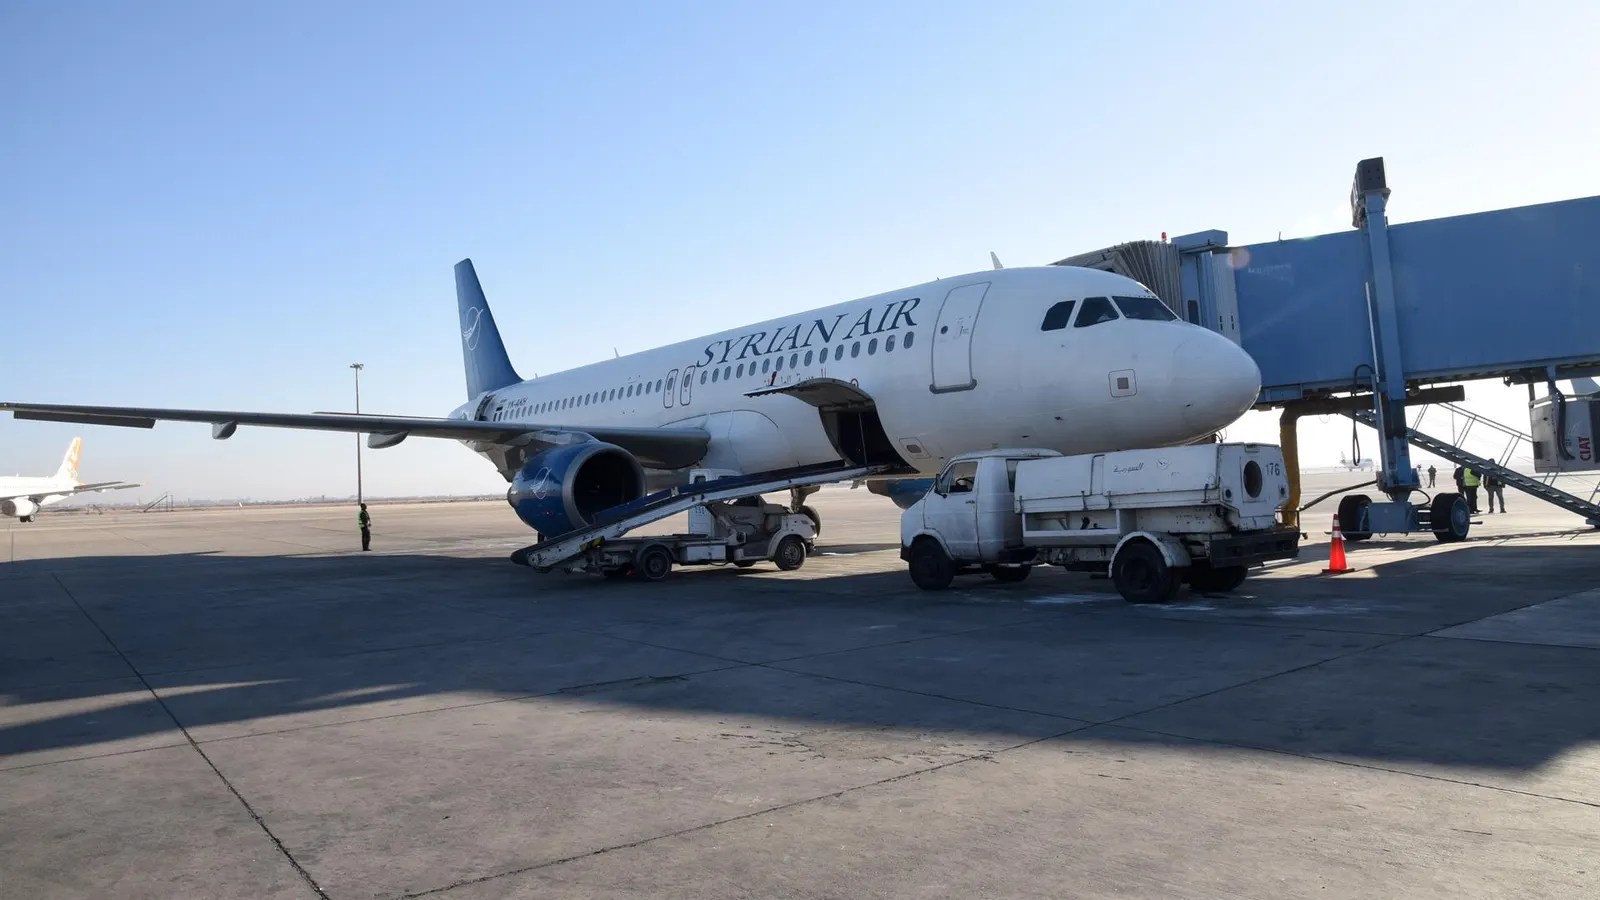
xmin=2 ymin=498 xmax=39 ymax=519
xmin=507 ymin=442 xmax=647 ymax=537
xmin=868 ymin=478 xmax=935 ymax=510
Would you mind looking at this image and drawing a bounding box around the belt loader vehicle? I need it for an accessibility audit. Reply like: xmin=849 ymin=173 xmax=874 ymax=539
xmin=899 ymin=444 xmax=1301 ymax=602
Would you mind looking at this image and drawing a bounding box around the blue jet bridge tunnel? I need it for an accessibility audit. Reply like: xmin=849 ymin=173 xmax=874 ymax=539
xmin=1055 ymin=158 xmax=1600 ymax=539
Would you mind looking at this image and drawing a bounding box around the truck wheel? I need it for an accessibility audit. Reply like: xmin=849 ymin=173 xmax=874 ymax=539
xmin=774 ymin=535 xmax=807 ymax=571
xmin=987 ymin=565 xmax=1031 ymax=584
xmin=1112 ymin=540 xmax=1180 ymax=603
xmin=1188 ymin=563 xmax=1247 ymax=593
xmin=908 ymin=539 xmax=954 ymax=591
xmin=1430 ymin=493 xmax=1470 ymax=543
xmin=634 ymin=544 xmax=674 ymax=582
xmin=1336 ymin=495 xmax=1373 ymax=542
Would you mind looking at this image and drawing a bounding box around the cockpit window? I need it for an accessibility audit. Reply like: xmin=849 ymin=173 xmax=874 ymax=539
xmin=1114 ymin=295 xmax=1177 ymax=321
xmin=1040 ymin=300 xmax=1076 ymax=332
xmin=1074 ymin=297 xmax=1119 ymax=328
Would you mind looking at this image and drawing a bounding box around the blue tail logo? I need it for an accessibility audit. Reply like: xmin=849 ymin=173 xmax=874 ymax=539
xmin=454 ymin=259 xmax=523 ymax=400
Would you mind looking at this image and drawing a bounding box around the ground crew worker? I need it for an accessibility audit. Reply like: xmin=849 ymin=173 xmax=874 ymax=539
xmin=1462 ymin=467 xmax=1481 ymax=513
xmin=358 ymin=502 xmax=372 ymax=551
xmin=1427 ymin=465 xmax=1437 ymax=487
xmin=1484 ymin=472 xmax=1507 ymax=514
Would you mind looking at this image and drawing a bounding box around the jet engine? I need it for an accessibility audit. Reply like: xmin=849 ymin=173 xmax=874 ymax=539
xmin=1 ymin=498 xmax=39 ymax=519
xmin=507 ymin=442 xmax=647 ymax=537
xmin=867 ymin=478 xmax=935 ymax=510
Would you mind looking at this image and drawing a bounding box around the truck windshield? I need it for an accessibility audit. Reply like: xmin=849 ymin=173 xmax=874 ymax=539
xmin=1113 ymin=295 xmax=1177 ymax=321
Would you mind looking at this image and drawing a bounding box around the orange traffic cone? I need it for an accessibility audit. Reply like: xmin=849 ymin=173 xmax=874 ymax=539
xmin=1322 ymin=513 xmax=1354 ymax=575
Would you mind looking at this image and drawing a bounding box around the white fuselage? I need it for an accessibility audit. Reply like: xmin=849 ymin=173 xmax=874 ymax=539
xmin=0 ymin=475 xmax=74 ymax=518
xmin=451 ymin=266 xmax=1261 ymax=482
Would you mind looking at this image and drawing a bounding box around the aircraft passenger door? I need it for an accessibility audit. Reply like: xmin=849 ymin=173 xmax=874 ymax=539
xmin=929 ymin=282 xmax=990 ymax=393
xmin=663 ymin=368 xmax=678 ymax=409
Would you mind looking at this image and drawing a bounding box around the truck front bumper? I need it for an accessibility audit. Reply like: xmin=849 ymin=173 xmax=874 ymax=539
xmin=1206 ymin=528 xmax=1301 ymax=567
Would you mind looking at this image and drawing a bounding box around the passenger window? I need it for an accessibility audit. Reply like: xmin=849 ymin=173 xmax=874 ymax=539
xmin=886 ymin=334 xmax=896 ymax=352
xmin=834 ymin=345 xmax=845 ymax=361
xmin=1040 ymin=300 xmax=1076 ymax=331
xmin=655 ymin=379 xmax=662 ymax=392
xmin=1075 ymin=297 xmax=1119 ymax=328
xmin=939 ymin=460 xmax=979 ymax=494
xmin=804 ymin=350 xmax=813 ymax=366
xmin=851 ymin=342 xmax=861 ymax=358
xmin=790 ymin=353 xmax=799 ymax=369
xmin=775 ymin=355 xmax=784 ymax=372
xmin=1113 ymin=295 xmax=1177 ymax=321
xmin=711 ymin=368 xmax=720 ymax=383
xmin=868 ymin=337 xmax=878 ymax=355
xmin=736 ymin=363 xmax=744 ymax=378
xmin=762 ymin=358 xmax=772 ymax=373
xmin=699 ymin=370 xmax=707 ymax=385
xmin=903 ymin=331 xmax=915 ymax=349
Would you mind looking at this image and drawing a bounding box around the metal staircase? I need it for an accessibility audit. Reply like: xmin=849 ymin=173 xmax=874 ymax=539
xmin=1347 ymin=409 xmax=1600 ymax=527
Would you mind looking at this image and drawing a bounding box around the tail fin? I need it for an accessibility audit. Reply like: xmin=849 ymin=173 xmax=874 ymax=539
xmin=56 ymin=437 xmax=83 ymax=483
xmin=455 ymin=259 xmax=523 ymax=399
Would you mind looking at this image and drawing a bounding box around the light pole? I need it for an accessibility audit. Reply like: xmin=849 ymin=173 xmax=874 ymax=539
xmin=350 ymin=363 xmax=364 ymax=505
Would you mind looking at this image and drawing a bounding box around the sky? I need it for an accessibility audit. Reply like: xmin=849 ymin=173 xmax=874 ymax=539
xmin=3 ymin=1 xmax=1599 ymax=503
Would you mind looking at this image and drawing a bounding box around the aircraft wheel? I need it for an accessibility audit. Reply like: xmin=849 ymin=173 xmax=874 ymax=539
xmin=800 ymin=505 xmax=821 ymax=538
xmin=1431 ymin=493 xmax=1470 ymax=543
xmin=774 ymin=535 xmax=807 ymax=571
xmin=634 ymin=544 xmax=674 ymax=582
xmin=908 ymin=539 xmax=954 ymax=591
xmin=1112 ymin=540 xmax=1180 ymax=603
xmin=1336 ymin=494 xmax=1373 ymax=542
xmin=987 ymin=564 xmax=1031 ymax=584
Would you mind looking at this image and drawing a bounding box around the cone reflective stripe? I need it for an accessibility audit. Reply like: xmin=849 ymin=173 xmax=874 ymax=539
xmin=1322 ymin=512 xmax=1354 ymax=575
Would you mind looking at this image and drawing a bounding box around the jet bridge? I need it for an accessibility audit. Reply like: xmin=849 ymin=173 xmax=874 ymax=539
xmin=1055 ymin=158 xmax=1600 ymax=537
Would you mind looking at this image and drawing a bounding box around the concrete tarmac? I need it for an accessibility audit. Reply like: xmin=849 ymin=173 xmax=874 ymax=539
xmin=3 ymin=474 xmax=1599 ymax=899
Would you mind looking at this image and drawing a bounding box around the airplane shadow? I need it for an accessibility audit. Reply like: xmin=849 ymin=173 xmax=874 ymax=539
xmin=3 ymin=534 xmax=1599 ymax=790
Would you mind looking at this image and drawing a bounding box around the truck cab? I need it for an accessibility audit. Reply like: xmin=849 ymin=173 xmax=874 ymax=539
xmin=900 ymin=449 xmax=1060 ymax=568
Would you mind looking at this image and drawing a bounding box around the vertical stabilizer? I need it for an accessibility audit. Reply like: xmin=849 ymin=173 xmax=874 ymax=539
xmin=56 ymin=437 xmax=83 ymax=483
xmin=455 ymin=259 xmax=523 ymax=399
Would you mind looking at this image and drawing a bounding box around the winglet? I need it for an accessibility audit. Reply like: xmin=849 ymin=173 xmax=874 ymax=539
xmin=990 ymin=251 xmax=1004 ymax=270
xmin=455 ymin=259 xmax=524 ymax=400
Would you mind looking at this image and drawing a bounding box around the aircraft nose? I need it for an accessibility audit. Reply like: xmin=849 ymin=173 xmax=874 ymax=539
xmin=1173 ymin=330 xmax=1261 ymax=434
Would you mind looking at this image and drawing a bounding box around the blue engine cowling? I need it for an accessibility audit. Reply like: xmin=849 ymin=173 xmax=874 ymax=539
xmin=507 ymin=442 xmax=647 ymax=537
xmin=868 ymin=477 xmax=935 ymax=510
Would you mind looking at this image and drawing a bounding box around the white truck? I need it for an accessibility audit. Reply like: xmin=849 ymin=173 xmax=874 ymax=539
xmin=899 ymin=444 xmax=1301 ymax=602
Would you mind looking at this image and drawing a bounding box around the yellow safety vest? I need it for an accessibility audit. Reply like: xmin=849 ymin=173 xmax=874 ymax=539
xmin=1462 ymin=469 xmax=1480 ymax=487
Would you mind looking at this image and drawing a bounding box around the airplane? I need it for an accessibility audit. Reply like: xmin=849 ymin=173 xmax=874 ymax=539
xmin=1 ymin=437 xmax=140 ymax=522
xmin=1 ymin=259 xmax=1261 ymax=540
xmin=1338 ymin=454 xmax=1375 ymax=471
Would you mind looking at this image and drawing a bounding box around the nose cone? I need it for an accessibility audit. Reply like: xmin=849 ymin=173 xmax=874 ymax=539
xmin=1173 ymin=331 xmax=1261 ymax=435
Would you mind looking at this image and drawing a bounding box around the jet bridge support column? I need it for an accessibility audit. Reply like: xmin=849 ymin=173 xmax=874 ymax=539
xmin=1352 ymin=158 xmax=1422 ymax=534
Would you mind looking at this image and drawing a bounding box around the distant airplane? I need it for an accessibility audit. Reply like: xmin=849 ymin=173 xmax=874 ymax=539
xmin=1339 ymin=453 xmax=1375 ymax=471
xmin=1 ymin=259 xmax=1261 ymax=538
xmin=1 ymin=438 xmax=139 ymax=522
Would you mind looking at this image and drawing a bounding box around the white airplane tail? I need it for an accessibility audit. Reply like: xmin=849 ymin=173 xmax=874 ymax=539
xmin=55 ymin=437 xmax=83 ymax=484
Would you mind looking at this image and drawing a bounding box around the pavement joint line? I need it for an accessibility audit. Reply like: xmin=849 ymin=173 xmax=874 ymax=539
xmin=1417 ymin=632 xmax=1600 ymax=653
xmin=1105 ymin=722 xmax=1600 ymax=810
xmin=48 ymin=574 xmax=332 ymax=900
xmin=396 ymin=720 xmax=1097 ymax=899
xmin=191 ymin=662 xmax=751 ymax=747
xmin=0 ymin=740 xmax=194 ymax=775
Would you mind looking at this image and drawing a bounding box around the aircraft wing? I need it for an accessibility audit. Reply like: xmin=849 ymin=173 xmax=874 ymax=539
xmin=0 ymin=482 xmax=139 ymax=503
xmin=0 ymin=403 xmax=710 ymax=471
